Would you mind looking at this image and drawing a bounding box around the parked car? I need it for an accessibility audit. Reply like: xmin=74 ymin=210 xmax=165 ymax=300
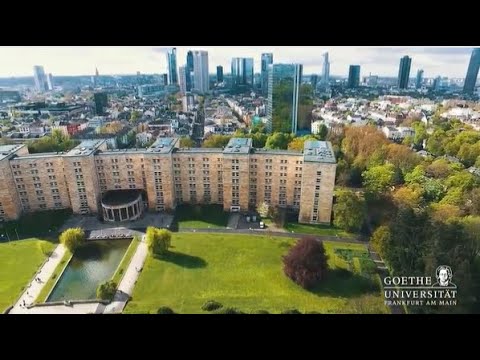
xmin=259 ymin=221 xmax=265 ymax=229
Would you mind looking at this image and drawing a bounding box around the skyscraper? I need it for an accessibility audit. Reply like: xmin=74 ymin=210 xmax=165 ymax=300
xmin=186 ymin=51 xmax=194 ymax=91
xmin=463 ymin=48 xmax=480 ymax=94
xmin=231 ymin=58 xmax=254 ymax=87
xmin=192 ymin=50 xmax=209 ymax=94
xmin=261 ymin=53 xmax=273 ymax=95
xmin=94 ymin=92 xmax=108 ymax=116
xmin=322 ymin=53 xmax=330 ymax=86
xmin=416 ymin=69 xmax=424 ymax=89
xmin=217 ymin=66 xmax=224 ymax=83
xmin=166 ymin=48 xmax=178 ymax=85
xmin=47 ymin=73 xmax=54 ymax=91
xmin=347 ymin=65 xmax=361 ymax=88
xmin=179 ymin=66 xmax=187 ymax=94
xmin=310 ymin=75 xmax=318 ymax=92
xmin=161 ymin=74 xmax=168 ymax=86
xmin=397 ymin=56 xmax=412 ymax=89
xmin=33 ymin=65 xmax=48 ymax=93
xmin=267 ymin=64 xmax=313 ymax=134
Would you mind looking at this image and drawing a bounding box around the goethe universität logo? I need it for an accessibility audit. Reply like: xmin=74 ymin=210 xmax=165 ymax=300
xmin=384 ymin=265 xmax=457 ymax=307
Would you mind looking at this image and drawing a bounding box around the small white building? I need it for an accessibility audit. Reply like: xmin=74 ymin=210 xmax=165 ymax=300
xmin=136 ymin=132 xmax=153 ymax=146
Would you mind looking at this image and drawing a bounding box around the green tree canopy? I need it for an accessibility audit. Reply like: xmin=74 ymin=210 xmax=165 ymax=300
xmin=59 ymin=227 xmax=85 ymax=253
xmin=362 ymin=163 xmax=396 ymax=197
xmin=146 ymin=227 xmax=172 ymax=256
xmin=333 ymin=190 xmax=366 ymax=232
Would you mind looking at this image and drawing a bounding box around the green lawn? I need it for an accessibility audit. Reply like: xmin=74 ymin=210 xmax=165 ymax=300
xmin=125 ymin=233 xmax=387 ymax=314
xmin=0 ymin=239 xmax=55 ymax=311
xmin=174 ymin=204 xmax=229 ymax=229
xmin=0 ymin=209 xmax=72 ymax=240
xmin=35 ymin=249 xmax=72 ymax=304
xmin=111 ymin=236 xmax=141 ymax=285
xmin=284 ymin=222 xmax=355 ymax=238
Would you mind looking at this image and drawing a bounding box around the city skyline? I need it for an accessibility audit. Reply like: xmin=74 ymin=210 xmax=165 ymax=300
xmin=0 ymin=46 xmax=477 ymax=79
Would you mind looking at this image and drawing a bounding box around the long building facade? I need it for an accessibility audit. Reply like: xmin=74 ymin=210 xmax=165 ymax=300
xmin=0 ymin=138 xmax=336 ymax=225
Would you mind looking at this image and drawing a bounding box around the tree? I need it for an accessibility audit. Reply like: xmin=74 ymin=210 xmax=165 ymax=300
xmin=59 ymin=227 xmax=85 ymax=252
xmin=130 ymin=110 xmax=141 ymax=123
xmin=257 ymin=202 xmax=270 ymax=218
xmin=341 ymin=126 xmax=389 ymax=168
xmin=283 ymin=237 xmax=328 ymax=289
xmin=317 ymin=124 xmax=328 ymax=140
xmin=362 ymin=164 xmax=396 ymax=198
xmin=425 ymin=158 xmax=452 ymax=179
xmin=287 ymin=135 xmax=318 ymax=151
xmin=146 ymin=227 xmax=172 ymax=256
xmin=385 ymin=143 xmax=421 ymax=173
xmin=202 ymin=134 xmax=232 ymax=148
xmin=370 ymin=225 xmax=391 ymax=259
xmin=265 ymin=132 xmax=292 ymax=150
xmin=392 ymin=185 xmax=423 ymax=209
xmin=268 ymin=206 xmax=283 ymax=227
xmin=465 ymin=188 xmax=480 ymax=215
xmin=97 ymin=280 xmax=117 ymax=300
xmin=430 ymin=203 xmax=462 ymax=223
xmin=179 ymin=137 xmax=195 ymax=148
xmin=157 ymin=307 xmax=175 ymax=314
xmin=333 ymin=190 xmax=366 ymax=232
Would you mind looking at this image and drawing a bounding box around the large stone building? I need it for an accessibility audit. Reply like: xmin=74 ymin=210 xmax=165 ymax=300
xmin=0 ymin=138 xmax=336 ymax=224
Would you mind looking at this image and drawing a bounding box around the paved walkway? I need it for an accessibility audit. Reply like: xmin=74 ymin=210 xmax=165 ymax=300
xmin=9 ymin=244 xmax=68 ymax=314
xmin=103 ymin=235 xmax=149 ymax=314
xmin=368 ymin=247 xmax=405 ymax=314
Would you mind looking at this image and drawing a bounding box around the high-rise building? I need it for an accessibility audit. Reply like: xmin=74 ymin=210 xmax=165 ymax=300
xmin=166 ymin=48 xmax=178 ymax=85
xmin=432 ymin=76 xmax=441 ymax=91
xmin=47 ymin=73 xmax=54 ymax=91
xmin=267 ymin=64 xmax=313 ymax=134
xmin=217 ymin=66 xmax=224 ymax=83
xmin=322 ymin=53 xmax=330 ymax=86
xmin=94 ymin=92 xmax=108 ymax=116
xmin=347 ymin=65 xmax=361 ymax=88
xmin=161 ymin=74 xmax=168 ymax=86
xmin=416 ymin=69 xmax=424 ymax=89
xmin=33 ymin=65 xmax=48 ymax=93
xmin=261 ymin=53 xmax=273 ymax=94
xmin=310 ymin=75 xmax=318 ymax=91
xmin=397 ymin=56 xmax=412 ymax=89
xmin=192 ymin=50 xmax=209 ymax=94
xmin=463 ymin=48 xmax=480 ymax=94
xmin=231 ymin=58 xmax=254 ymax=87
xmin=179 ymin=66 xmax=187 ymax=94
xmin=186 ymin=51 xmax=194 ymax=91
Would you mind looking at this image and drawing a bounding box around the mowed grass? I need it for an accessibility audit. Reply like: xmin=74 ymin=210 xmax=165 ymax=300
xmin=284 ymin=222 xmax=355 ymax=238
xmin=35 ymin=249 xmax=72 ymax=304
xmin=0 ymin=239 xmax=55 ymax=311
xmin=111 ymin=236 xmax=141 ymax=285
xmin=125 ymin=233 xmax=387 ymax=314
xmin=174 ymin=205 xmax=229 ymax=229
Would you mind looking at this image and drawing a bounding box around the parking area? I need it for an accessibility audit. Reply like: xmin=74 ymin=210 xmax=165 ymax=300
xmin=235 ymin=213 xmax=263 ymax=230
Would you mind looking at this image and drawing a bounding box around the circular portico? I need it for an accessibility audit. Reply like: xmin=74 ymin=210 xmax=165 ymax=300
xmin=101 ymin=190 xmax=143 ymax=222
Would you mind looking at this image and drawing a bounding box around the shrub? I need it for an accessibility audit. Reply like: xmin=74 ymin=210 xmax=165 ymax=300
xmin=251 ymin=310 xmax=270 ymax=314
xmin=281 ymin=309 xmax=302 ymax=314
xmin=201 ymin=300 xmax=223 ymax=312
xmin=283 ymin=236 xmax=328 ymax=289
xmin=215 ymin=307 xmax=244 ymax=314
xmin=157 ymin=307 xmax=175 ymax=314
xmin=96 ymin=280 xmax=117 ymax=301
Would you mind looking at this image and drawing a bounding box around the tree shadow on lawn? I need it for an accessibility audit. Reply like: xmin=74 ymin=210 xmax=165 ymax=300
xmin=309 ymin=268 xmax=380 ymax=298
xmin=155 ymin=251 xmax=208 ymax=269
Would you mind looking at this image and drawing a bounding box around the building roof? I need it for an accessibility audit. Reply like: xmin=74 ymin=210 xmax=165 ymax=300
xmin=145 ymin=137 xmax=178 ymax=154
xmin=0 ymin=144 xmax=25 ymax=161
xmin=101 ymin=190 xmax=142 ymax=207
xmin=223 ymin=138 xmax=252 ymax=154
xmin=303 ymin=141 xmax=336 ymax=163
xmin=65 ymin=139 xmax=105 ymax=157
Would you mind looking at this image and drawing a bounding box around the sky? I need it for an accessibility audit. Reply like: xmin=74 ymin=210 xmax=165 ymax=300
xmin=0 ymin=46 xmax=476 ymax=79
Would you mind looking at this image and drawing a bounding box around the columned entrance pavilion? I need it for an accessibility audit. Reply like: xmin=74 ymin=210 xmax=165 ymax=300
xmin=101 ymin=190 xmax=144 ymax=222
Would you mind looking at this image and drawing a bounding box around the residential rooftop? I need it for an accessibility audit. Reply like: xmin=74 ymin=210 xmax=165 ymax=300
xmin=65 ymin=140 xmax=106 ymax=156
xmin=303 ymin=141 xmax=336 ymax=163
xmin=223 ymin=138 xmax=252 ymax=154
xmin=0 ymin=144 xmax=25 ymax=161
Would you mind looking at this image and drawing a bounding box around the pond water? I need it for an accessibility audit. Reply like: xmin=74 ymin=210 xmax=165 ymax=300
xmin=47 ymin=239 xmax=131 ymax=302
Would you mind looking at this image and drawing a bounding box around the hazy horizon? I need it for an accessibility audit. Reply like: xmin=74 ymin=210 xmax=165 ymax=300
xmin=0 ymin=46 xmax=476 ymax=79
